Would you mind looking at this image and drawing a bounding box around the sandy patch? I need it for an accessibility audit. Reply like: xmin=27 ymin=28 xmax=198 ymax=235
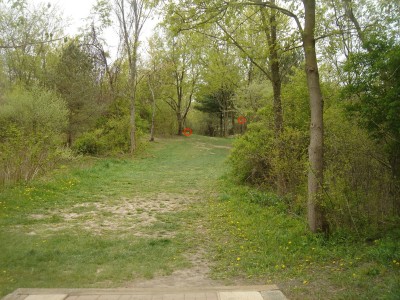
xmin=26 ymin=193 xmax=198 ymax=237
xmin=195 ymin=142 xmax=232 ymax=151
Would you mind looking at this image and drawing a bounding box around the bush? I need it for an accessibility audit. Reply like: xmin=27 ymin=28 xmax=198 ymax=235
xmin=229 ymin=120 xmax=307 ymax=197
xmin=229 ymin=103 xmax=399 ymax=235
xmin=73 ymin=130 xmax=105 ymax=155
xmin=73 ymin=113 xmax=150 ymax=155
xmin=0 ymin=86 xmax=68 ymax=184
xmin=323 ymin=107 xmax=399 ymax=234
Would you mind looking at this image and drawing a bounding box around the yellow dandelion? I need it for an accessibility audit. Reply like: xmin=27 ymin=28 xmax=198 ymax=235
xmin=237 ymin=257 xmax=241 ymax=261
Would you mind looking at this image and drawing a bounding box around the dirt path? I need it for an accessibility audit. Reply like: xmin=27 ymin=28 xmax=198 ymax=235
xmin=122 ymin=191 xmax=225 ymax=288
xmin=125 ymin=248 xmax=221 ymax=288
xmin=0 ymin=136 xmax=235 ymax=297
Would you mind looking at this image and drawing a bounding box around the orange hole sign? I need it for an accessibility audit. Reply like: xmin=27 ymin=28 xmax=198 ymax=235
xmin=237 ymin=116 xmax=247 ymax=124
xmin=182 ymin=127 xmax=193 ymax=137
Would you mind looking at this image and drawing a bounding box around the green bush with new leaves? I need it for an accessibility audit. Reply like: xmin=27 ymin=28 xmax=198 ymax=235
xmin=228 ymin=64 xmax=399 ymax=234
xmin=229 ymin=121 xmax=307 ymax=196
xmin=73 ymin=113 xmax=151 ymax=155
xmin=0 ymin=86 xmax=69 ymax=184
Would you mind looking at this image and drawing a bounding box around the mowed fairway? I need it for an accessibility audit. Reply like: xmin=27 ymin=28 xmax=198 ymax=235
xmin=0 ymin=135 xmax=232 ymax=298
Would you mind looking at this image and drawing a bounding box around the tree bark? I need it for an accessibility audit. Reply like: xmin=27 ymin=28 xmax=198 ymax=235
xmin=177 ymin=112 xmax=184 ymax=135
xmin=148 ymin=77 xmax=156 ymax=142
xmin=115 ymin=0 xmax=147 ymax=154
xmin=129 ymin=24 xmax=140 ymax=154
xmin=220 ymin=113 xmax=223 ymax=136
xmin=261 ymin=4 xmax=285 ymax=195
xmin=342 ymin=0 xmax=372 ymax=52
xmin=261 ymin=4 xmax=283 ymax=137
xmin=302 ymin=0 xmax=328 ymax=233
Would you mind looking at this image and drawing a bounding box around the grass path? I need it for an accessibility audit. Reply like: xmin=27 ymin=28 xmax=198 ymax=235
xmin=2 ymin=135 xmax=398 ymax=299
xmin=0 ymin=135 xmax=232 ymax=298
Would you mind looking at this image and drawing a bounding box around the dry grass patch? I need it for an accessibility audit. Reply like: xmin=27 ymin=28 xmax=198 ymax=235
xmin=22 ymin=193 xmax=199 ymax=237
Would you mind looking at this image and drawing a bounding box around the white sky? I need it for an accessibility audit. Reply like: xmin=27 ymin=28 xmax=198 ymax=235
xmin=31 ymin=0 xmax=158 ymax=60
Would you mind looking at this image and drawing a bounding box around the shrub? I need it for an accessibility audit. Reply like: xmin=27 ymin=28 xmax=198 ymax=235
xmin=324 ymin=107 xmax=399 ymax=234
xmin=0 ymin=86 xmax=68 ymax=184
xmin=229 ymin=120 xmax=307 ymax=196
xmin=229 ymin=103 xmax=399 ymax=235
xmin=73 ymin=113 xmax=149 ymax=155
xmin=73 ymin=130 xmax=105 ymax=155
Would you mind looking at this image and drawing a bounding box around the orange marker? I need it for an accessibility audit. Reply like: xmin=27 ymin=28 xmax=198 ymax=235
xmin=182 ymin=127 xmax=193 ymax=137
xmin=237 ymin=116 xmax=247 ymax=124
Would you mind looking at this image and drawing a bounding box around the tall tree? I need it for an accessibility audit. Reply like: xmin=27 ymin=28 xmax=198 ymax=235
xmin=196 ymin=40 xmax=240 ymax=137
xmin=146 ymin=34 xmax=166 ymax=141
xmin=165 ymin=0 xmax=300 ymax=194
xmin=160 ymin=31 xmax=201 ymax=135
xmin=301 ymin=0 xmax=327 ymax=233
xmin=0 ymin=0 xmax=64 ymax=85
xmin=115 ymin=0 xmax=152 ymax=153
xmin=52 ymin=41 xmax=100 ymax=146
xmin=251 ymin=0 xmax=327 ymax=231
xmin=166 ymin=0 xmax=328 ymax=232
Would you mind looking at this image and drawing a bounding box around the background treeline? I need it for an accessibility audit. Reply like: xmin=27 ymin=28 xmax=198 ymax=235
xmin=0 ymin=0 xmax=398 ymax=236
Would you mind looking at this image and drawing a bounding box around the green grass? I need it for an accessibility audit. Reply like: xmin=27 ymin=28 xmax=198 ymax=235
xmin=0 ymin=135 xmax=232 ymax=297
xmin=1 ymin=134 xmax=399 ymax=299
xmin=208 ymin=178 xmax=400 ymax=299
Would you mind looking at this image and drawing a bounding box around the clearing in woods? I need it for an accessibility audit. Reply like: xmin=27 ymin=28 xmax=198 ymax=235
xmin=0 ymin=135 xmax=233 ymax=298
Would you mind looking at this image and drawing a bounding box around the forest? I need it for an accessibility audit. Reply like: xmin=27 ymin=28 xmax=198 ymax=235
xmin=0 ymin=0 xmax=399 ymax=298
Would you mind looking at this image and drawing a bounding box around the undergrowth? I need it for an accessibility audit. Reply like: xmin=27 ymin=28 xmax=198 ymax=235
xmin=208 ymin=177 xmax=400 ymax=299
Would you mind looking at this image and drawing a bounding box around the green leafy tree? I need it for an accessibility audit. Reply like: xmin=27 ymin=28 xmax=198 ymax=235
xmin=51 ymin=41 xmax=101 ymax=146
xmin=166 ymin=0 xmax=328 ymax=232
xmin=196 ymin=40 xmax=241 ymax=136
xmin=0 ymin=0 xmax=64 ymax=85
xmin=344 ymin=37 xmax=400 ymax=178
xmin=114 ymin=0 xmax=155 ymax=153
xmin=157 ymin=31 xmax=202 ymax=135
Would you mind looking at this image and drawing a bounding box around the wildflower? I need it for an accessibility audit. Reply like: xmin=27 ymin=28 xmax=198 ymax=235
xmin=237 ymin=257 xmax=241 ymax=261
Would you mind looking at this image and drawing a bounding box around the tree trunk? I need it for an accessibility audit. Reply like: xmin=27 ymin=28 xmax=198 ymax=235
xmin=220 ymin=113 xmax=223 ymax=137
xmin=302 ymin=0 xmax=328 ymax=233
xmin=177 ymin=112 xmax=183 ymax=135
xmin=148 ymin=79 xmax=156 ymax=142
xmin=129 ymin=32 xmax=139 ymax=154
xmin=116 ymin=0 xmax=141 ymax=154
xmin=342 ymin=0 xmax=372 ymax=52
xmin=67 ymin=131 xmax=73 ymax=148
xmin=231 ymin=112 xmax=235 ymax=135
xmin=261 ymin=4 xmax=285 ymax=195
xmin=262 ymin=4 xmax=283 ymax=137
xmin=223 ymin=110 xmax=228 ymax=137
xmin=130 ymin=89 xmax=136 ymax=152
